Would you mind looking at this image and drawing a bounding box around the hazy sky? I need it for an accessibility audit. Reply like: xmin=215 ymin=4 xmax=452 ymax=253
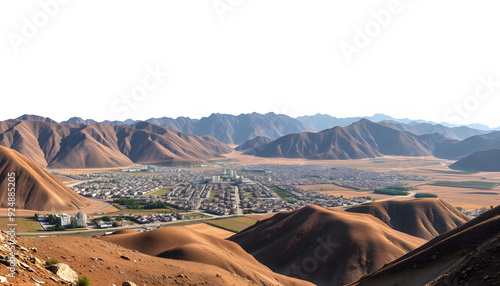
xmin=1 ymin=1 xmax=500 ymax=127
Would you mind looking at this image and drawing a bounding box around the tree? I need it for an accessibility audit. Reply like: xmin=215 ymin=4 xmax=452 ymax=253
xmin=47 ymin=214 xmax=55 ymax=224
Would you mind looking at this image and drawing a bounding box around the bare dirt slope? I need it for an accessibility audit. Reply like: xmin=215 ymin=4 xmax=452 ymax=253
xmin=99 ymin=226 xmax=312 ymax=286
xmin=350 ymin=205 xmax=500 ymax=286
xmin=13 ymin=234 xmax=272 ymax=286
xmin=0 ymin=146 xmax=92 ymax=211
xmin=229 ymin=205 xmax=426 ymax=286
xmin=346 ymin=198 xmax=470 ymax=240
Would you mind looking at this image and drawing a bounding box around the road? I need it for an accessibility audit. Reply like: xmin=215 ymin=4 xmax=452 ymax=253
xmin=234 ymin=185 xmax=243 ymax=215
xmin=16 ymin=212 xmax=225 ymax=236
xmin=367 ymin=191 xmax=416 ymax=203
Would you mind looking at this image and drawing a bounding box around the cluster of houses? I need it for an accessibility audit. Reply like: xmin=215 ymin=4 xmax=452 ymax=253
xmin=239 ymin=164 xmax=428 ymax=190
xmin=129 ymin=213 xmax=185 ymax=224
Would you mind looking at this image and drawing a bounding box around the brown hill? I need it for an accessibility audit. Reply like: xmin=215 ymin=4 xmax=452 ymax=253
xmin=229 ymin=205 xmax=426 ymax=286
xmin=236 ymin=136 xmax=273 ymax=152
xmin=246 ymin=119 xmax=435 ymax=160
xmin=0 ymin=146 xmax=92 ymax=211
xmin=350 ymin=205 xmax=500 ymax=286
xmin=99 ymin=226 xmax=311 ymax=285
xmin=0 ymin=120 xmax=231 ymax=168
xmin=346 ymin=199 xmax=470 ymax=240
xmin=449 ymin=148 xmax=500 ymax=172
xmin=433 ymin=131 xmax=500 ymax=160
xmin=14 ymin=233 xmax=279 ymax=286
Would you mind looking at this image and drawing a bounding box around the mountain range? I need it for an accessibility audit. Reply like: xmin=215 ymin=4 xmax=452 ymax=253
xmin=243 ymin=120 xmax=500 ymax=162
xmin=8 ymin=113 xmax=496 ymax=146
xmin=0 ymin=120 xmax=231 ymax=168
xmin=244 ymin=119 xmax=441 ymax=160
xmin=5 ymin=114 xmax=500 ymax=168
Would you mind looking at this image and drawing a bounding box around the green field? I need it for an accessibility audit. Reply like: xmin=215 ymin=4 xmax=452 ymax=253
xmin=268 ymin=186 xmax=297 ymax=202
xmin=209 ymin=189 xmax=219 ymax=199
xmin=184 ymin=213 xmax=210 ymax=219
xmin=0 ymin=217 xmax=43 ymax=232
xmin=415 ymin=193 xmax=438 ymax=198
xmin=431 ymin=181 xmax=500 ymax=190
xmin=245 ymin=191 xmax=253 ymax=198
xmin=143 ymin=187 xmax=172 ymax=197
xmin=207 ymin=217 xmax=258 ymax=232
xmin=373 ymin=186 xmax=412 ymax=196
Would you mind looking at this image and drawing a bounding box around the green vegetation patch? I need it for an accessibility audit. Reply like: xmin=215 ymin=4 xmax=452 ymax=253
xmin=431 ymin=181 xmax=499 ymax=190
xmin=184 ymin=213 xmax=210 ymax=219
xmin=267 ymin=186 xmax=298 ymax=202
xmin=302 ymin=175 xmax=320 ymax=178
xmin=78 ymin=275 xmax=91 ymax=286
xmin=45 ymin=257 xmax=58 ymax=266
xmin=415 ymin=193 xmax=438 ymax=198
xmin=143 ymin=187 xmax=172 ymax=197
xmin=113 ymin=198 xmax=179 ymax=210
xmin=209 ymin=189 xmax=219 ymax=199
xmin=373 ymin=186 xmax=412 ymax=196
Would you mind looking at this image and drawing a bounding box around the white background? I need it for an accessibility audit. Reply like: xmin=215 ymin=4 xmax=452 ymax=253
xmin=1 ymin=0 xmax=499 ymax=127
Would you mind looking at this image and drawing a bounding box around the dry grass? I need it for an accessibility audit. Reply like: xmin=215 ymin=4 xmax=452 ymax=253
xmin=416 ymin=185 xmax=500 ymax=210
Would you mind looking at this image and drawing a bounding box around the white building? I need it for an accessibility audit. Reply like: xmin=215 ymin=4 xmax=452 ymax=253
xmin=72 ymin=211 xmax=87 ymax=228
xmin=55 ymin=213 xmax=71 ymax=226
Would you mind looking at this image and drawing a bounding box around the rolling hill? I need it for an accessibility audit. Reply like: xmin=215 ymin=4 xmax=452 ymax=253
xmin=0 ymin=145 xmax=92 ymax=211
xmin=350 ymin=205 xmax=500 ymax=286
xmin=245 ymin=119 xmax=437 ymax=160
xmin=0 ymin=120 xmax=232 ymax=168
xmin=449 ymin=148 xmax=500 ymax=172
xmin=433 ymin=131 xmax=500 ymax=160
xmin=346 ymin=199 xmax=469 ymax=240
xmin=229 ymin=205 xmax=426 ymax=286
xmin=235 ymin=136 xmax=273 ymax=152
xmin=380 ymin=121 xmax=486 ymax=141
xmin=99 ymin=226 xmax=312 ymax=286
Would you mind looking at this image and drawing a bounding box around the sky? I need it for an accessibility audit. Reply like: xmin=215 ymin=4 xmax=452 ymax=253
xmin=1 ymin=1 xmax=500 ymax=127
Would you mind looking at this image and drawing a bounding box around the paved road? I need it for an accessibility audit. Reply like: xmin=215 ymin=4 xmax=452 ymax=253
xmin=16 ymin=212 xmax=226 ymax=236
xmin=234 ymin=185 xmax=243 ymax=215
